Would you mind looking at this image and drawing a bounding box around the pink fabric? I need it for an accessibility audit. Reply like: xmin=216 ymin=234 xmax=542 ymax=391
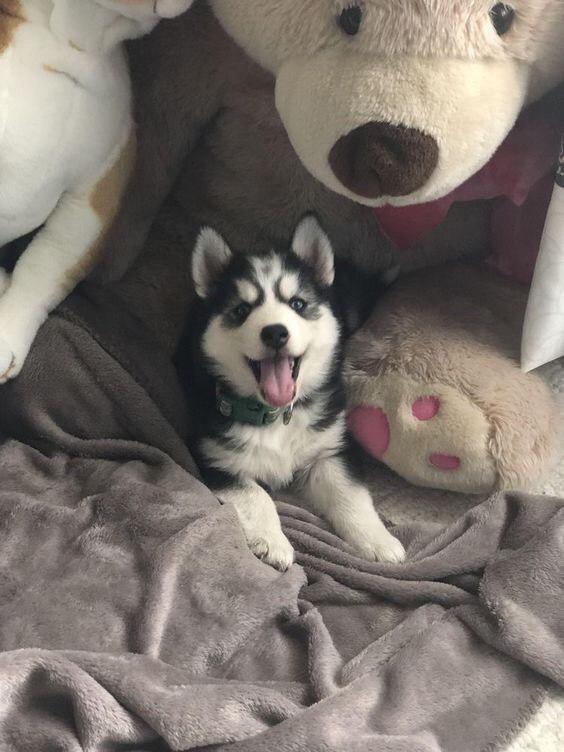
xmin=412 ymin=396 xmax=441 ymax=421
xmin=347 ymin=406 xmax=390 ymax=459
xmin=373 ymin=96 xmax=563 ymax=283
xmin=488 ymin=172 xmax=555 ymax=284
xmin=429 ymin=453 xmax=461 ymax=471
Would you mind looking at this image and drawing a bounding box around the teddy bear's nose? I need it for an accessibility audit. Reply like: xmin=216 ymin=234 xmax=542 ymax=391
xmin=329 ymin=121 xmax=439 ymax=199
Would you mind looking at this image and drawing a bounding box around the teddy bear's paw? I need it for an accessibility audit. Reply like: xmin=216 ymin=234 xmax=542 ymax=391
xmin=347 ymin=377 xmax=498 ymax=494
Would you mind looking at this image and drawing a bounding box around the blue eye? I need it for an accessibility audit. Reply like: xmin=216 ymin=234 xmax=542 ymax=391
xmin=233 ymin=302 xmax=252 ymax=320
xmin=289 ymin=297 xmax=307 ymax=313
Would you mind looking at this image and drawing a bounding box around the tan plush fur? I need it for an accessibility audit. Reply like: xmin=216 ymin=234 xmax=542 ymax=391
xmin=212 ymin=0 xmax=564 ymax=78
xmin=346 ymin=264 xmax=560 ymax=493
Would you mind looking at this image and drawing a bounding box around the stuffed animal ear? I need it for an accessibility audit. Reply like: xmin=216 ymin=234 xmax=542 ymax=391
xmin=152 ymin=0 xmax=195 ymax=18
xmin=101 ymin=0 xmax=195 ymax=20
xmin=51 ymin=0 xmax=157 ymax=51
xmin=291 ymin=216 xmax=335 ymax=287
xmin=192 ymin=228 xmax=233 ymax=299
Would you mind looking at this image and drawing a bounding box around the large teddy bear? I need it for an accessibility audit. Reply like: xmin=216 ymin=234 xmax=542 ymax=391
xmin=98 ymin=0 xmax=564 ymax=494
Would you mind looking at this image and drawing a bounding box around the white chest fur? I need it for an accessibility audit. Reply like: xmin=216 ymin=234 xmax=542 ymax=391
xmin=202 ymin=406 xmax=346 ymax=490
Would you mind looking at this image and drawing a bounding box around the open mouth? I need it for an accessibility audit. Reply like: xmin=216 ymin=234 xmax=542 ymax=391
xmin=247 ymin=355 xmax=302 ymax=408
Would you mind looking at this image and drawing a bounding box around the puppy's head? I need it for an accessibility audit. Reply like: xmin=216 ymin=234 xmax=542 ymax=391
xmin=192 ymin=217 xmax=341 ymax=409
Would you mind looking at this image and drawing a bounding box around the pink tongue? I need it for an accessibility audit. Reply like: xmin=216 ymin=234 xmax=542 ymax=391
xmin=260 ymin=357 xmax=295 ymax=408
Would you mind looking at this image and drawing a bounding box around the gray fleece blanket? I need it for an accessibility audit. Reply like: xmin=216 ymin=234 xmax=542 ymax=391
xmin=0 ymin=281 xmax=562 ymax=751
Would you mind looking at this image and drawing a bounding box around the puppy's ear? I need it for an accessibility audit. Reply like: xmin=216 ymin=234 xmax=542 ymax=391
xmin=192 ymin=228 xmax=233 ymax=299
xmin=291 ymin=216 xmax=335 ymax=287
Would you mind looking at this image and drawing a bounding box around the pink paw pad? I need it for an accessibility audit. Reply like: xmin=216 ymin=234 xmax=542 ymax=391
xmin=412 ymin=396 xmax=440 ymax=421
xmin=429 ymin=454 xmax=461 ymax=471
xmin=347 ymin=406 xmax=390 ymax=459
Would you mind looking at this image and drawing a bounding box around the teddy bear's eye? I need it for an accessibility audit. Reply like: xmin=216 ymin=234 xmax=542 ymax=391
xmin=489 ymin=4 xmax=515 ymax=36
xmin=338 ymin=5 xmax=363 ymax=36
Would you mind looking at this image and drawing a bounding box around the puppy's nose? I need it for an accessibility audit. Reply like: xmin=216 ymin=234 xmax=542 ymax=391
xmin=261 ymin=324 xmax=289 ymax=350
xmin=329 ymin=121 xmax=439 ymax=199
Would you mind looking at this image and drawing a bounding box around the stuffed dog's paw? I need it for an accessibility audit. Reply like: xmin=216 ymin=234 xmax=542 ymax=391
xmin=0 ymin=269 xmax=9 ymax=297
xmin=0 ymin=336 xmax=17 ymax=384
xmin=0 ymin=298 xmax=46 ymax=383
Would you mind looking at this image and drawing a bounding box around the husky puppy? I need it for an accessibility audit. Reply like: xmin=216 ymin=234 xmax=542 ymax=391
xmin=177 ymin=217 xmax=406 ymax=571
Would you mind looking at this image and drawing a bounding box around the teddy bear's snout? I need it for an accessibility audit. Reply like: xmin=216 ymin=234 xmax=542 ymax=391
xmin=329 ymin=121 xmax=439 ymax=199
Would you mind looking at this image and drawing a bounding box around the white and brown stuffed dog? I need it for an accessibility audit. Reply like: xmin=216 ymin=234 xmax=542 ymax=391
xmin=0 ymin=0 xmax=193 ymax=382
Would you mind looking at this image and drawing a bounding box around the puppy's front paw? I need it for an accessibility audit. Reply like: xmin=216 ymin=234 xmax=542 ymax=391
xmin=369 ymin=534 xmax=406 ymax=564
xmin=249 ymin=530 xmax=295 ymax=572
xmin=347 ymin=527 xmax=406 ymax=564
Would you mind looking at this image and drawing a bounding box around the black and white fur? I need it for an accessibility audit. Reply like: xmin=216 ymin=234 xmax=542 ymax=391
xmin=176 ymin=217 xmax=406 ymax=571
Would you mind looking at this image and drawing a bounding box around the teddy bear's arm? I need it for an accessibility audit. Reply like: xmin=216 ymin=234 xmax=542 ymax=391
xmin=93 ymin=4 xmax=226 ymax=283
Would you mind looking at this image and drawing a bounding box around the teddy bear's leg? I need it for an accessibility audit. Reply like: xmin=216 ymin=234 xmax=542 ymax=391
xmin=0 ymin=134 xmax=135 ymax=383
xmin=347 ymin=374 xmax=498 ymax=494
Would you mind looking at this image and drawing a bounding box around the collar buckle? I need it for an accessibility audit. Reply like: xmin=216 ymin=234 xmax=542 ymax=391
xmin=283 ymin=406 xmax=294 ymax=425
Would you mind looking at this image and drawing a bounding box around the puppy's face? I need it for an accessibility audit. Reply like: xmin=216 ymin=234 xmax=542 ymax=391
xmin=193 ymin=218 xmax=341 ymax=408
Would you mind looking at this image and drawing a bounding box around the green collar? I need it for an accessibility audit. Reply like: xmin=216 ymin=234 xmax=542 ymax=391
xmin=216 ymin=385 xmax=294 ymax=427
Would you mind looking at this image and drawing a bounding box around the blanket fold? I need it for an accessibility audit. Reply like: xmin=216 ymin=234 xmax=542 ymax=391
xmin=0 ymin=281 xmax=562 ymax=751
